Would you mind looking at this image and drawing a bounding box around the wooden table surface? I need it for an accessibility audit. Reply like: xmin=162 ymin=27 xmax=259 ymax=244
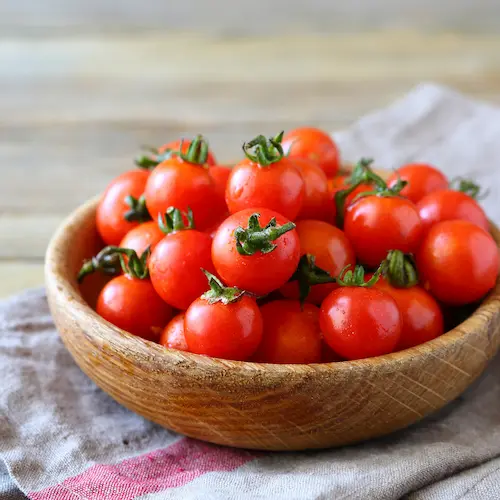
xmin=2 ymin=28 xmax=500 ymax=298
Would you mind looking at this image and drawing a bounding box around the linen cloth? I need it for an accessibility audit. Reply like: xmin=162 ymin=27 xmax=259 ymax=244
xmin=2 ymin=83 xmax=500 ymax=500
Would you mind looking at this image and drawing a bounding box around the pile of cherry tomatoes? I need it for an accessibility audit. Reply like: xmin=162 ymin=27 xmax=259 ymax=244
xmin=78 ymin=127 xmax=499 ymax=363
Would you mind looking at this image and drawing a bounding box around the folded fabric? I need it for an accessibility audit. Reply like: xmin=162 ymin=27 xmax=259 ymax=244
xmin=2 ymin=84 xmax=500 ymax=500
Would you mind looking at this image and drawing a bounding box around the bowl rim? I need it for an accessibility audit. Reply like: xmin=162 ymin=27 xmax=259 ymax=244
xmin=44 ymin=186 xmax=500 ymax=377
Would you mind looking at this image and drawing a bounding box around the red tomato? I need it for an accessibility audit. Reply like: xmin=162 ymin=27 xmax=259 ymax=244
xmin=157 ymin=139 xmax=217 ymax=166
xmin=280 ymin=220 xmax=356 ymax=304
xmin=320 ymin=287 xmax=402 ymax=360
xmin=416 ymin=220 xmax=499 ymax=305
xmin=185 ymin=295 xmax=263 ymax=360
xmin=344 ymin=196 xmax=423 ymax=268
xmin=252 ymin=301 xmax=322 ymax=364
xmin=96 ymin=170 xmax=150 ymax=246
xmin=208 ymin=165 xmax=231 ymax=200
xmin=226 ymin=157 xmax=304 ymax=221
xmin=159 ymin=313 xmax=188 ymax=351
xmin=387 ymin=163 xmax=448 ymax=204
xmin=417 ymin=189 xmax=489 ymax=233
xmin=212 ymin=208 xmax=300 ymax=296
xmin=97 ymin=275 xmax=172 ymax=341
xmin=374 ymin=277 xmax=444 ymax=350
xmin=292 ymin=157 xmax=334 ymax=222
xmin=321 ymin=342 xmax=344 ymax=362
xmin=149 ymin=230 xmax=216 ymax=310
xmin=327 ymin=175 xmax=347 ymax=197
xmin=282 ymin=127 xmax=340 ymax=176
xmin=144 ymin=138 xmax=221 ymax=230
xmin=119 ymin=221 xmax=164 ymax=257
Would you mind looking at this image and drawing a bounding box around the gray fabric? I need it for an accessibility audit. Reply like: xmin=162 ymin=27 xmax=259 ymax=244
xmin=1 ymin=84 xmax=500 ymax=499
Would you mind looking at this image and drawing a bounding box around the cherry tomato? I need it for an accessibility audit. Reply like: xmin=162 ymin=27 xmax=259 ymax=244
xmin=282 ymin=127 xmax=340 ymax=176
xmin=374 ymin=277 xmax=444 ymax=350
xmin=208 ymin=165 xmax=231 ymax=201
xmin=328 ymin=175 xmax=374 ymax=210
xmin=252 ymin=301 xmax=322 ymax=364
xmin=159 ymin=313 xmax=188 ymax=351
xmin=149 ymin=219 xmax=216 ymax=310
xmin=417 ymin=189 xmax=489 ymax=233
xmin=344 ymin=195 xmax=423 ymax=268
xmin=226 ymin=157 xmax=304 ymax=221
xmin=387 ymin=163 xmax=448 ymax=204
xmin=416 ymin=220 xmax=499 ymax=305
xmin=96 ymin=170 xmax=150 ymax=246
xmin=97 ymin=275 xmax=172 ymax=341
xmin=185 ymin=295 xmax=263 ymax=360
xmin=320 ymin=287 xmax=402 ymax=360
xmin=327 ymin=175 xmax=347 ymax=197
xmin=292 ymin=157 xmax=334 ymax=222
xmin=119 ymin=221 xmax=164 ymax=257
xmin=280 ymin=220 xmax=355 ymax=304
xmin=212 ymin=208 xmax=300 ymax=296
xmin=157 ymin=139 xmax=217 ymax=166
xmin=144 ymin=136 xmax=221 ymax=230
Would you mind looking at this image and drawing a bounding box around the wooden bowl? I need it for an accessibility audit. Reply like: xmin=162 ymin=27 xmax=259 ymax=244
xmin=45 ymin=176 xmax=500 ymax=451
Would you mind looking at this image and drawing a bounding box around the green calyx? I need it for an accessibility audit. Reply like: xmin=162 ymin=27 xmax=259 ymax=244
xmin=289 ymin=254 xmax=336 ymax=303
xmin=158 ymin=206 xmax=195 ymax=234
xmin=450 ymin=177 xmax=487 ymax=200
xmin=77 ymin=246 xmax=150 ymax=283
xmin=201 ymin=270 xmax=245 ymax=305
xmin=242 ymin=131 xmax=285 ymax=166
xmin=134 ymin=146 xmax=173 ymax=170
xmin=234 ymin=212 xmax=296 ymax=256
xmin=336 ymin=264 xmax=381 ymax=288
xmin=381 ymin=250 xmax=419 ymax=288
xmin=124 ymin=194 xmax=152 ymax=223
xmin=178 ymin=135 xmax=210 ymax=165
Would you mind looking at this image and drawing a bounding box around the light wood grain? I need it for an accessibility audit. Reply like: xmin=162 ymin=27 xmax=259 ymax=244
xmin=44 ymin=188 xmax=500 ymax=450
xmin=3 ymin=31 xmax=500 ymax=297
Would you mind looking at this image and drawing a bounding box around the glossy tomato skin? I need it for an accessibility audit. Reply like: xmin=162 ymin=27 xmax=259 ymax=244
xmin=149 ymin=230 xmax=216 ymax=310
xmin=159 ymin=313 xmax=188 ymax=351
xmin=226 ymin=158 xmax=304 ymax=221
xmin=416 ymin=220 xmax=499 ymax=305
xmin=320 ymin=287 xmax=402 ymax=360
xmin=97 ymin=275 xmax=172 ymax=341
xmin=293 ymin=157 xmax=333 ymax=222
xmin=119 ymin=221 xmax=164 ymax=257
xmin=282 ymin=127 xmax=340 ymax=176
xmin=144 ymin=157 xmax=220 ymax=231
xmin=96 ymin=170 xmax=150 ymax=246
xmin=387 ymin=163 xmax=448 ymax=204
xmin=208 ymin=165 xmax=231 ymax=201
xmin=344 ymin=196 xmax=423 ymax=268
xmin=158 ymin=139 xmax=217 ymax=166
xmin=184 ymin=296 xmax=263 ymax=360
xmin=212 ymin=208 xmax=300 ymax=296
xmin=417 ymin=189 xmax=489 ymax=233
xmin=252 ymin=301 xmax=322 ymax=364
xmin=280 ymin=220 xmax=356 ymax=304
xmin=374 ymin=277 xmax=444 ymax=350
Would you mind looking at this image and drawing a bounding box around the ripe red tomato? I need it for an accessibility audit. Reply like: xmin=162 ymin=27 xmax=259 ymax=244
xmin=226 ymin=157 xmax=304 ymax=221
xmin=185 ymin=295 xmax=263 ymax=361
xmin=208 ymin=165 xmax=231 ymax=201
xmin=212 ymin=208 xmax=300 ymax=296
xmin=344 ymin=195 xmax=423 ymax=268
xmin=282 ymin=127 xmax=340 ymax=176
xmin=157 ymin=138 xmax=217 ymax=166
xmin=252 ymin=301 xmax=322 ymax=364
xmin=144 ymin=137 xmax=221 ymax=230
xmin=374 ymin=277 xmax=444 ymax=350
xmin=417 ymin=220 xmax=499 ymax=305
xmin=280 ymin=220 xmax=355 ymax=304
xmin=320 ymin=287 xmax=402 ymax=360
xmin=159 ymin=313 xmax=188 ymax=351
xmin=387 ymin=163 xmax=448 ymax=204
xmin=292 ymin=157 xmax=333 ymax=222
xmin=417 ymin=189 xmax=489 ymax=233
xmin=119 ymin=221 xmax=164 ymax=257
xmin=96 ymin=170 xmax=151 ymax=246
xmin=97 ymin=275 xmax=172 ymax=341
xmin=327 ymin=175 xmax=347 ymax=197
xmin=149 ymin=212 xmax=216 ymax=310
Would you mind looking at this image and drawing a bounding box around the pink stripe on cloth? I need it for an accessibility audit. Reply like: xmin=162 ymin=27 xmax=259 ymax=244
xmin=29 ymin=438 xmax=258 ymax=500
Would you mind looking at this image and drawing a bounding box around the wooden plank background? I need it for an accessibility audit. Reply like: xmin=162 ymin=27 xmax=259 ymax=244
xmin=2 ymin=2 xmax=500 ymax=297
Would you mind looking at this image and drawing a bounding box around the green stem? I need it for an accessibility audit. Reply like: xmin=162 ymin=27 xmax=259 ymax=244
xmin=134 ymin=149 xmax=173 ymax=170
xmin=289 ymin=254 xmax=336 ymax=303
xmin=124 ymin=194 xmax=152 ymax=223
xmin=242 ymin=131 xmax=285 ymax=166
xmin=450 ymin=177 xmax=487 ymax=200
xmin=178 ymin=135 xmax=209 ymax=165
xmin=158 ymin=207 xmax=195 ymax=234
xmin=382 ymin=250 xmax=418 ymax=288
xmin=336 ymin=263 xmax=382 ymax=288
xmin=201 ymin=270 xmax=245 ymax=304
